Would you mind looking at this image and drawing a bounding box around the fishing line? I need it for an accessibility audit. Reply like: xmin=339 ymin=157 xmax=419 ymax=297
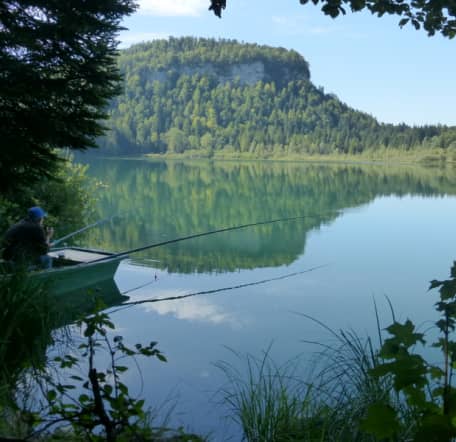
xmin=121 ymin=275 xmax=159 ymax=296
xmin=107 ymin=263 xmax=329 ymax=315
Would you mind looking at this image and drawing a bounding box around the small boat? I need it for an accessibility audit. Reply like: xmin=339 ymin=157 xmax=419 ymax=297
xmin=32 ymin=247 xmax=125 ymax=296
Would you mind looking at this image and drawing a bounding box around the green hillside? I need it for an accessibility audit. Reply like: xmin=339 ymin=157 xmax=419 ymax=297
xmin=98 ymin=37 xmax=456 ymax=156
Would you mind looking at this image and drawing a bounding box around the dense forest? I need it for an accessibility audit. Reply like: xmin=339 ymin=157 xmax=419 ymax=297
xmin=97 ymin=37 xmax=456 ymax=156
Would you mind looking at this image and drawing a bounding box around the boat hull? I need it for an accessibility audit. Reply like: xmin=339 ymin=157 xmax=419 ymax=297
xmin=32 ymin=247 xmax=124 ymax=296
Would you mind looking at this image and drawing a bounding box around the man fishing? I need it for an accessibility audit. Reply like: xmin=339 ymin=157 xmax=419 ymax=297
xmin=2 ymin=206 xmax=54 ymax=269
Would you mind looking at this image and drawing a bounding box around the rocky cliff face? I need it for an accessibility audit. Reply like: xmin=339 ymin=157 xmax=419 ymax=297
xmin=146 ymin=60 xmax=306 ymax=87
xmin=121 ymin=38 xmax=311 ymax=88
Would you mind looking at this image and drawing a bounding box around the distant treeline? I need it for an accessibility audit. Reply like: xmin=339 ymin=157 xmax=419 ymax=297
xmin=97 ymin=37 xmax=456 ymax=156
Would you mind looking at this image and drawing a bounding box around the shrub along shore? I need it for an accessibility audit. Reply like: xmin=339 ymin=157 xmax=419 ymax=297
xmin=144 ymin=146 xmax=456 ymax=166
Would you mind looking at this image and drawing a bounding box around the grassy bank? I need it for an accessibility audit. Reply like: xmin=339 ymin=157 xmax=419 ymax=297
xmin=145 ymin=146 xmax=456 ymax=166
xmin=218 ymin=323 xmax=414 ymax=442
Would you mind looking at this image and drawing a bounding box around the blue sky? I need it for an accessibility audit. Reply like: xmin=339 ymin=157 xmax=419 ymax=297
xmin=118 ymin=0 xmax=455 ymax=127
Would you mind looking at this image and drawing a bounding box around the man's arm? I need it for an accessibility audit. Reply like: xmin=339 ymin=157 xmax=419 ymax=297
xmin=45 ymin=226 xmax=54 ymax=246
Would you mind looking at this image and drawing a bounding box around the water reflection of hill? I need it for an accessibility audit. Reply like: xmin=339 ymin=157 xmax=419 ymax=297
xmin=80 ymin=158 xmax=456 ymax=273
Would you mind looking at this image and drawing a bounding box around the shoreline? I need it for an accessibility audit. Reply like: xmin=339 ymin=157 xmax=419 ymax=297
xmin=141 ymin=147 xmax=456 ymax=168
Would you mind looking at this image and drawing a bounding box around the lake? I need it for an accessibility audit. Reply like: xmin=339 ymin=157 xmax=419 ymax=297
xmin=72 ymin=157 xmax=456 ymax=440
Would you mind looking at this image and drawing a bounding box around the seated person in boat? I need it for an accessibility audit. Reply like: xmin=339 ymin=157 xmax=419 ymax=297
xmin=2 ymin=206 xmax=54 ymax=269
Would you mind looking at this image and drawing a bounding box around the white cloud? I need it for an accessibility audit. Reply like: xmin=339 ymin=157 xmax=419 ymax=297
xmin=136 ymin=0 xmax=208 ymax=16
xmin=140 ymin=290 xmax=238 ymax=326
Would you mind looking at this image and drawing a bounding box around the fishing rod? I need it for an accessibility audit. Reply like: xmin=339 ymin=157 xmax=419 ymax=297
xmin=52 ymin=214 xmax=121 ymax=247
xmin=92 ymin=212 xmax=340 ymax=263
xmin=108 ymin=263 xmax=329 ymax=315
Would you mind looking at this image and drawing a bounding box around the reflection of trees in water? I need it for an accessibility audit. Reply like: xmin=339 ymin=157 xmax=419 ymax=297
xmin=80 ymin=159 xmax=456 ymax=273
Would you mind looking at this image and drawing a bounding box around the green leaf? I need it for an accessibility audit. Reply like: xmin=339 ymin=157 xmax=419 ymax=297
xmin=429 ymin=366 xmax=444 ymax=380
xmin=79 ymin=394 xmax=91 ymax=403
xmin=405 ymin=386 xmax=430 ymax=410
xmin=136 ymin=399 xmax=145 ymax=409
xmin=444 ymin=389 xmax=456 ymax=415
xmin=439 ymin=281 xmax=456 ymax=300
xmin=360 ymin=402 xmax=400 ymax=438
xmin=97 ymin=372 xmax=106 ymax=382
xmin=411 ymin=19 xmax=420 ymax=30
xmin=118 ymin=382 xmax=129 ymax=395
xmin=429 ymin=279 xmax=443 ymax=290
xmin=104 ymin=319 xmax=115 ymax=330
xmin=70 ymin=375 xmax=84 ymax=382
xmin=370 ymin=361 xmax=395 ymax=378
xmin=120 ymin=345 xmax=135 ymax=356
xmin=46 ymin=390 xmax=57 ymax=401
xmin=415 ymin=414 xmax=455 ymax=441
xmin=381 ymin=320 xmax=425 ymax=355
xmin=450 ymin=262 xmax=456 ymax=278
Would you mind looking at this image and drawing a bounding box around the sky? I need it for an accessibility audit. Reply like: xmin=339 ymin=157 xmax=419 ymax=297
xmin=118 ymin=0 xmax=456 ymax=127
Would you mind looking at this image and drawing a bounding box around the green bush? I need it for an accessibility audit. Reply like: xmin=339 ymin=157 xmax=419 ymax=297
xmin=0 ymin=154 xmax=98 ymax=236
xmin=0 ymin=270 xmax=55 ymax=395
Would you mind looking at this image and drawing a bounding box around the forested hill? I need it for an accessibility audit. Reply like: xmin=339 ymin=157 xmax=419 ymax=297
xmin=98 ymin=37 xmax=456 ymax=156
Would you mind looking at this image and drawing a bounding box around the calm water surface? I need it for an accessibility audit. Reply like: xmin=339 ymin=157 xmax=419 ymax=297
xmin=72 ymin=158 xmax=456 ymax=440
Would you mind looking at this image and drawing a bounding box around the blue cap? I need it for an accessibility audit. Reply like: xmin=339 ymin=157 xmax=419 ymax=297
xmin=28 ymin=206 xmax=47 ymax=220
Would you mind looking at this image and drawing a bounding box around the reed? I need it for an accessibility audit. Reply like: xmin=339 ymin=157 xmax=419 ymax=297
xmin=217 ymin=347 xmax=329 ymax=442
xmin=218 ymin=309 xmax=416 ymax=441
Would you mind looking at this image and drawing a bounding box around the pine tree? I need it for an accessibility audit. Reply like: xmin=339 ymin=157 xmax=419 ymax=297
xmin=0 ymin=0 xmax=136 ymax=193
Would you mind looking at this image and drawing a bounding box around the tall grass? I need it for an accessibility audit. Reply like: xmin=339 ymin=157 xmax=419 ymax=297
xmin=217 ymin=347 xmax=327 ymax=441
xmin=0 ymin=268 xmax=59 ymax=438
xmin=0 ymin=268 xmax=56 ymax=394
xmin=218 ymin=309 xmax=417 ymax=441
